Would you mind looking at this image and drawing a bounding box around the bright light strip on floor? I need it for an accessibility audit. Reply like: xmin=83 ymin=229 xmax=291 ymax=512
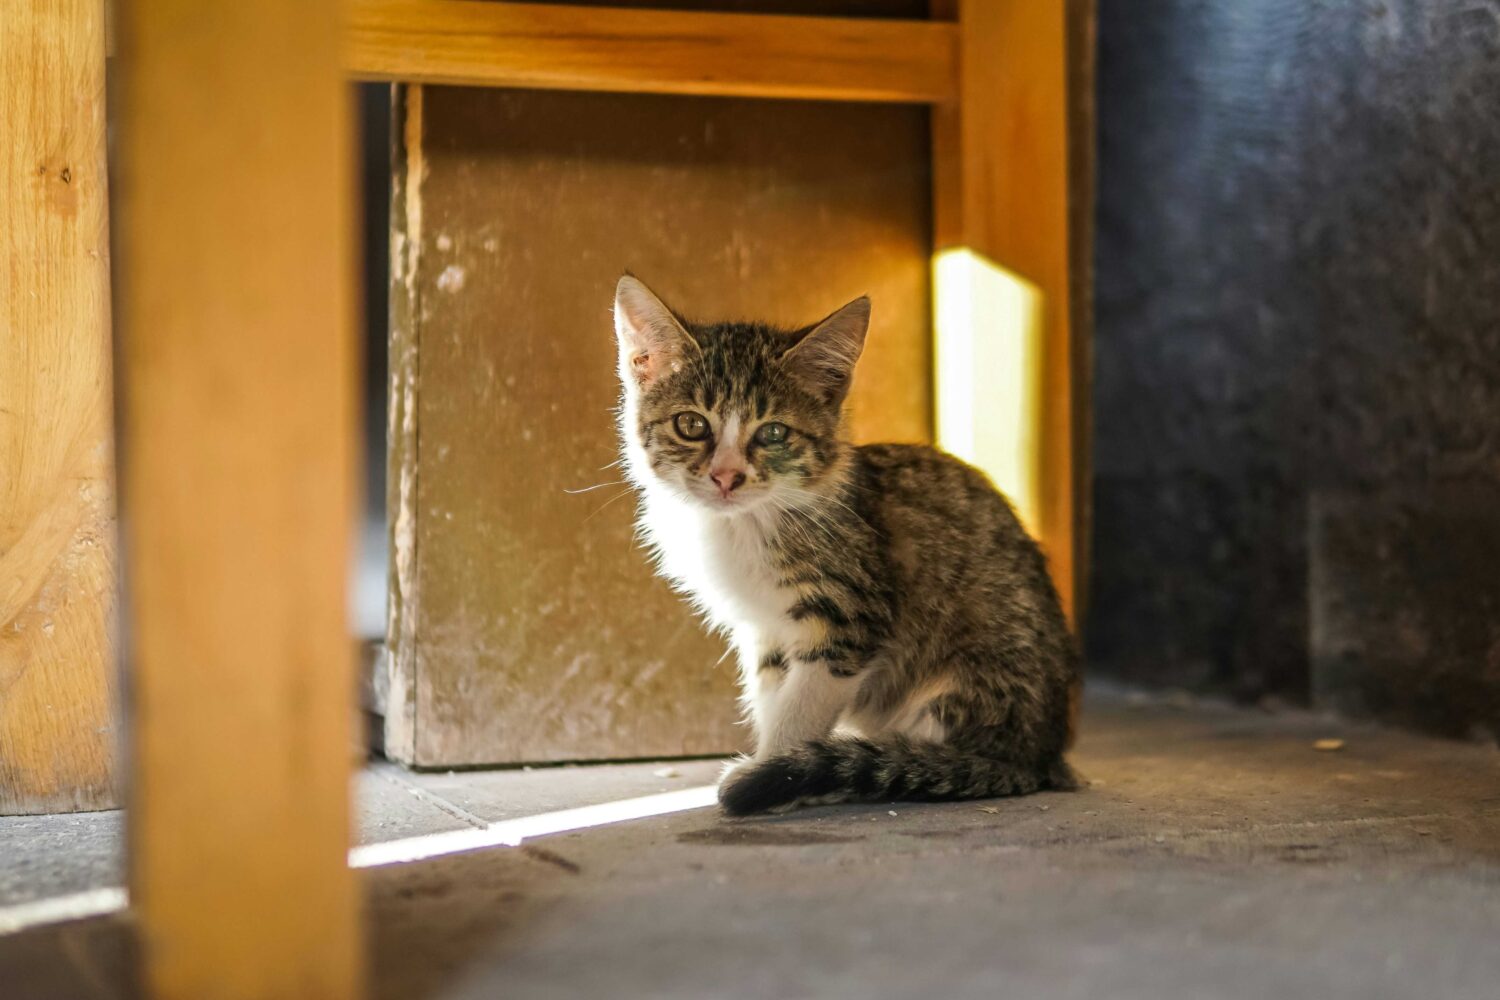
xmin=1 ymin=786 xmax=719 ymax=935
xmin=0 ymin=886 xmax=127 ymax=935
xmin=348 ymin=784 xmax=720 ymax=868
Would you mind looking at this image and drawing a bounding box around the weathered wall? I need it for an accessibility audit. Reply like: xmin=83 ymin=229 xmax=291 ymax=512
xmin=1089 ymin=1 xmax=1500 ymax=739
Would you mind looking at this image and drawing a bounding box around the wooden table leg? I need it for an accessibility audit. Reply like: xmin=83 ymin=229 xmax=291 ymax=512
xmin=932 ymin=0 xmax=1082 ymax=623
xmin=112 ymin=0 xmax=362 ymax=996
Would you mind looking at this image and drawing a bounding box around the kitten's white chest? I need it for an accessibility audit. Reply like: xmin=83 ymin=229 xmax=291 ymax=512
xmin=638 ymin=490 xmax=787 ymax=637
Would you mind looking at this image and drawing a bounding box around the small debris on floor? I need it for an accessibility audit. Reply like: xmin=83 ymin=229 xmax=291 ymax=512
xmin=520 ymin=844 xmax=582 ymax=875
xmin=888 ymin=810 xmax=898 ymax=817
xmin=1313 ymin=738 xmax=1346 ymax=752
xmin=652 ymin=767 xmax=682 ymax=779
xmin=977 ymin=806 xmax=1000 ymax=815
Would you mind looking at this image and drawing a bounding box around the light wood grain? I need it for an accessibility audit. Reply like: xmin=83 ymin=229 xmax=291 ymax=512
xmin=113 ymin=0 xmax=362 ymax=996
xmin=0 ymin=0 xmax=120 ymax=816
xmin=932 ymin=0 xmax=1080 ymax=622
xmin=346 ymin=0 xmax=958 ymax=103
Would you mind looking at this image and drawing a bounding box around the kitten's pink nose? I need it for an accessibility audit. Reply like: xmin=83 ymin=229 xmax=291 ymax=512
xmin=711 ymin=468 xmax=746 ymax=498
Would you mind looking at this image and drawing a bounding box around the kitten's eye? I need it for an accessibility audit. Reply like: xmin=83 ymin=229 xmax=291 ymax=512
xmin=754 ymin=422 xmax=789 ymax=446
xmin=673 ymin=411 xmax=710 ymax=441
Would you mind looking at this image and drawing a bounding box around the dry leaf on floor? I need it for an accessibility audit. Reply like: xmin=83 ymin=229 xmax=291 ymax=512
xmin=977 ymin=806 xmax=1000 ymax=815
xmin=1313 ymin=739 xmax=1345 ymax=752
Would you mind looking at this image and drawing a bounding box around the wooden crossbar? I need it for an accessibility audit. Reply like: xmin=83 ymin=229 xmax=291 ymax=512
xmin=346 ymin=0 xmax=959 ymax=103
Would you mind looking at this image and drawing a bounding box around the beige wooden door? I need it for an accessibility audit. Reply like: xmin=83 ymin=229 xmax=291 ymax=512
xmin=383 ymin=80 xmax=936 ymax=766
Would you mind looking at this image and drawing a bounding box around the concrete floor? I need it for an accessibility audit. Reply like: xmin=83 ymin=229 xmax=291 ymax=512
xmin=4 ymin=689 xmax=1499 ymax=999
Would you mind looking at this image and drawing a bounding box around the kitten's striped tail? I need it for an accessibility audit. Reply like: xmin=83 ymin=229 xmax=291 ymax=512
xmin=718 ymin=736 xmax=1079 ymax=816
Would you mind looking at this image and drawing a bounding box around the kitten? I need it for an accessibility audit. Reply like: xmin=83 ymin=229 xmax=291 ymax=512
xmin=613 ymin=275 xmax=1080 ymax=815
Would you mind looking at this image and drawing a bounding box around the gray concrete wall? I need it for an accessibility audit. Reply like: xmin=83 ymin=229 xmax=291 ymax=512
xmin=1088 ymin=0 xmax=1500 ymax=740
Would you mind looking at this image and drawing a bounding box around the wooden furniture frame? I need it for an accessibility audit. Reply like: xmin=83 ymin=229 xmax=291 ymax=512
xmin=347 ymin=0 xmax=1086 ymax=618
xmin=2 ymin=0 xmax=119 ymax=817
xmin=103 ymin=1 xmax=1085 ymax=996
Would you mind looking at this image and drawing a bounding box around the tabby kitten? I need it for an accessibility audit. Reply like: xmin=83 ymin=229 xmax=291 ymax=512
xmin=614 ymin=275 xmax=1080 ymax=815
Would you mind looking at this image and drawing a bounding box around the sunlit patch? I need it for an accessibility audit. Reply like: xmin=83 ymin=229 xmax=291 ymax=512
xmin=348 ymin=784 xmax=720 ymax=868
xmin=0 ymin=887 xmax=128 ymax=935
xmin=932 ymin=248 xmax=1044 ymax=535
xmin=0 ymin=788 xmax=721 ymax=935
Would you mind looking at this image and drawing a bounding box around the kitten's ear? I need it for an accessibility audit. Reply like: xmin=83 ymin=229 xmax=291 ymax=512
xmin=614 ymin=275 xmax=697 ymax=386
xmin=781 ymin=295 xmax=870 ymax=406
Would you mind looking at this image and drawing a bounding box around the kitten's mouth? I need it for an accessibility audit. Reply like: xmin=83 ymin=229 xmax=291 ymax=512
xmin=706 ymin=492 xmax=748 ymax=510
xmin=689 ymin=486 xmax=765 ymax=514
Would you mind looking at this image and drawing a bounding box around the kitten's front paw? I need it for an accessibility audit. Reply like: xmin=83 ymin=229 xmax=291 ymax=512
xmin=716 ymin=755 xmax=803 ymax=816
xmin=720 ymin=755 xmax=786 ymax=814
xmin=716 ymin=755 xmax=753 ymax=799
xmin=717 ymin=756 xmax=761 ymax=814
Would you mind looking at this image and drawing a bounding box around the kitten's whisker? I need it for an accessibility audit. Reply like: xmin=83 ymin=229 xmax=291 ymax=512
xmin=775 ymin=490 xmax=843 ymax=536
xmin=797 ymin=510 xmax=839 ymax=545
xmin=774 ymin=499 xmax=839 ymax=549
xmin=565 ymin=479 xmax=630 ymax=495
xmin=777 ymin=511 xmax=816 ymax=554
xmin=768 ymin=499 xmax=814 ymax=553
xmin=776 ymin=484 xmax=875 ymax=535
xmin=582 ymin=487 xmax=635 ymax=523
xmin=776 ymin=481 xmax=857 ymax=514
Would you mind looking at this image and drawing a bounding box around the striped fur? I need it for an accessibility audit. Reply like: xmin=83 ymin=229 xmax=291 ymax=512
xmin=719 ymin=737 xmax=1081 ymax=816
xmin=614 ymin=276 xmax=1080 ymax=814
